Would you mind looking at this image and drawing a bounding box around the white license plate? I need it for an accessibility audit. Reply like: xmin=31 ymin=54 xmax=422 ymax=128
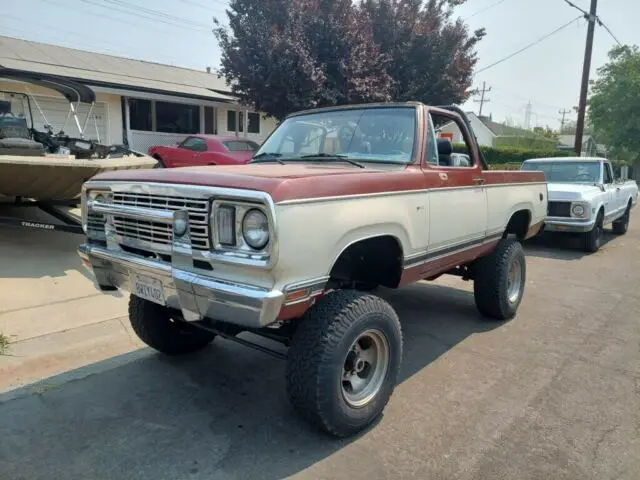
xmin=131 ymin=274 xmax=166 ymax=306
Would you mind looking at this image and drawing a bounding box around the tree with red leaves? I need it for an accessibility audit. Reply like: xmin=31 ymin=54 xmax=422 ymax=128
xmin=214 ymin=0 xmax=483 ymax=120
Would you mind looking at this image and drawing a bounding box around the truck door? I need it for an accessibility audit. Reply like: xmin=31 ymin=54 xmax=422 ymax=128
xmin=602 ymin=161 xmax=618 ymax=220
xmin=424 ymin=111 xmax=488 ymax=253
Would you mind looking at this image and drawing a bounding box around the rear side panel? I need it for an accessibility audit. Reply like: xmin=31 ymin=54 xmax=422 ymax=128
xmin=483 ymin=171 xmax=547 ymax=238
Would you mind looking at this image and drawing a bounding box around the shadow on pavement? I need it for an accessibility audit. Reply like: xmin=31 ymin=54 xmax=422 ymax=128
xmin=0 ymin=282 xmax=499 ymax=480
xmin=523 ymin=230 xmax=616 ymax=261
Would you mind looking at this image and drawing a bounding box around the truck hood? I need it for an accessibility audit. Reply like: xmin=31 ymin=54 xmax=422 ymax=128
xmin=91 ymin=163 xmax=425 ymax=203
xmin=547 ymin=182 xmax=602 ymax=201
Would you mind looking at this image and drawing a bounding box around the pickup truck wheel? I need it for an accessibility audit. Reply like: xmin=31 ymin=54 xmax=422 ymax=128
xmin=582 ymin=211 xmax=604 ymax=252
xmin=286 ymin=290 xmax=402 ymax=438
xmin=473 ymin=238 xmax=526 ymax=321
xmin=612 ymin=203 xmax=631 ymax=235
xmin=128 ymin=295 xmax=215 ymax=355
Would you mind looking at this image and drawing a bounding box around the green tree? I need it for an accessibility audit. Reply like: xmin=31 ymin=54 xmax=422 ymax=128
xmin=589 ymin=45 xmax=640 ymax=160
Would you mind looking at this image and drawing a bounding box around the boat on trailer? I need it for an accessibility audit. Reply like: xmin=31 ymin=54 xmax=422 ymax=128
xmin=0 ymin=70 xmax=157 ymax=234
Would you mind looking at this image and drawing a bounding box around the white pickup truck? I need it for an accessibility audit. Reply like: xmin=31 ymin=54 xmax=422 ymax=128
xmin=521 ymin=157 xmax=638 ymax=252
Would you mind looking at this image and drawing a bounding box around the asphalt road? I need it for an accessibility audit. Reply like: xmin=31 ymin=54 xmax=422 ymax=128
xmin=1 ymin=210 xmax=639 ymax=480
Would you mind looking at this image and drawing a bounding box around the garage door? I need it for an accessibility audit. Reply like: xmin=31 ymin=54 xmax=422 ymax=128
xmin=30 ymin=96 xmax=108 ymax=143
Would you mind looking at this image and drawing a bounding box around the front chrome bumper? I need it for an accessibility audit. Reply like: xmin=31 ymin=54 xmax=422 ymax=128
xmin=543 ymin=216 xmax=595 ymax=233
xmin=78 ymin=199 xmax=285 ymax=328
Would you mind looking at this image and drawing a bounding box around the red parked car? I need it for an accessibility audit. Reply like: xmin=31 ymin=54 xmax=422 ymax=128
xmin=148 ymin=135 xmax=260 ymax=168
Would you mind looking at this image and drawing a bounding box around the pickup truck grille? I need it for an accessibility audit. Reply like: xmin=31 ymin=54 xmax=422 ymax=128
xmin=548 ymin=201 xmax=571 ymax=218
xmin=112 ymin=192 xmax=210 ymax=250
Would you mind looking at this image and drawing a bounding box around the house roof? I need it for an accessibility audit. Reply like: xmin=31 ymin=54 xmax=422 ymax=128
xmin=475 ymin=115 xmax=534 ymax=137
xmin=558 ymin=134 xmax=593 ymax=147
xmin=0 ymin=35 xmax=236 ymax=103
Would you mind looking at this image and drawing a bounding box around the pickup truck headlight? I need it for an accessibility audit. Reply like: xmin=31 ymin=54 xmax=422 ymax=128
xmin=211 ymin=201 xmax=271 ymax=254
xmin=242 ymin=209 xmax=269 ymax=249
xmin=571 ymin=203 xmax=588 ymax=218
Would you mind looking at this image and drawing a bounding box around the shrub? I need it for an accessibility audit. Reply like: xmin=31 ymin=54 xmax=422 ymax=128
xmin=494 ymin=136 xmax=558 ymax=150
xmin=452 ymin=143 xmax=573 ymax=166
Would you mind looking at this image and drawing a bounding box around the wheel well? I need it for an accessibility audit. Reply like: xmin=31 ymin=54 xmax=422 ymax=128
xmin=504 ymin=210 xmax=531 ymax=240
xmin=152 ymin=154 xmax=164 ymax=165
xmin=328 ymin=236 xmax=403 ymax=290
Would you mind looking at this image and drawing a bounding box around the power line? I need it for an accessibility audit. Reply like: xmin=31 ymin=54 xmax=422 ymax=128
xmin=559 ymin=108 xmax=572 ymax=129
xmin=596 ymin=17 xmax=622 ymax=46
xmin=470 ymin=81 xmax=492 ymax=116
xmin=563 ymin=0 xmax=622 ymax=45
xmin=475 ymin=16 xmax=582 ymax=74
xmin=463 ymin=0 xmax=512 ymax=20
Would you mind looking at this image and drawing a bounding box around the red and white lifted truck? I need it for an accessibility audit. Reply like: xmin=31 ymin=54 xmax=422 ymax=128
xmin=78 ymin=103 xmax=547 ymax=437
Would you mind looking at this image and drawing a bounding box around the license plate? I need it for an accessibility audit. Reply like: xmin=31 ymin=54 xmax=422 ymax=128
xmin=131 ymin=274 xmax=166 ymax=306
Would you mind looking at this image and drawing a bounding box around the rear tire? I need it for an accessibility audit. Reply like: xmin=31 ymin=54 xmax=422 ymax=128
xmin=286 ymin=290 xmax=403 ymax=438
xmin=128 ymin=295 xmax=215 ymax=355
xmin=582 ymin=210 xmax=604 ymax=252
xmin=612 ymin=202 xmax=631 ymax=235
xmin=473 ymin=238 xmax=526 ymax=321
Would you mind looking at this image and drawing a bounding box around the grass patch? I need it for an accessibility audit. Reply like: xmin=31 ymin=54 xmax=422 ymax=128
xmin=0 ymin=332 xmax=10 ymax=355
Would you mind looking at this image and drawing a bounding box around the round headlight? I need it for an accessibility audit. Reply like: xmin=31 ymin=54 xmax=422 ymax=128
xmin=571 ymin=204 xmax=585 ymax=217
xmin=242 ymin=209 xmax=269 ymax=249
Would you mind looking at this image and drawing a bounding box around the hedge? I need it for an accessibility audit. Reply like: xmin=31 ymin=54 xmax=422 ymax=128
xmin=452 ymin=143 xmax=573 ymax=165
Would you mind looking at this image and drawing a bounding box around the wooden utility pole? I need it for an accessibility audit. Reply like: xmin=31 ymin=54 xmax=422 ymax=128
xmin=472 ymin=81 xmax=492 ymax=116
xmin=575 ymin=0 xmax=597 ymax=156
xmin=559 ymin=108 xmax=572 ymax=130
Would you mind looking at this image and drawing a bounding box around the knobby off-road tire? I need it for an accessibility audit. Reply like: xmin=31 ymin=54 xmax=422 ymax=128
xmin=612 ymin=202 xmax=631 ymax=235
xmin=129 ymin=295 xmax=215 ymax=355
xmin=582 ymin=210 xmax=604 ymax=253
xmin=473 ymin=238 xmax=526 ymax=321
xmin=286 ymin=290 xmax=403 ymax=438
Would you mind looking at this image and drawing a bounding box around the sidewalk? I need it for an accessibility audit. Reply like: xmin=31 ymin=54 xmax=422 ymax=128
xmin=0 ymin=221 xmax=142 ymax=392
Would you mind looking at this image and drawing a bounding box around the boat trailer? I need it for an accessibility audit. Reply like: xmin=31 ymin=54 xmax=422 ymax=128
xmin=0 ymin=197 xmax=84 ymax=235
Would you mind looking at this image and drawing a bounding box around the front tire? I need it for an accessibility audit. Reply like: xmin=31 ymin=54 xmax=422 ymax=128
xmin=473 ymin=238 xmax=526 ymax=321
xmin=612 ymin=203 xmax=631 ymax=235
xmin=286 ymin=290 xmax=403 ymax=438
xmin=129 ymin=295 xmax=215 ymax=355
xmin=582 ymin=210 xmax=604 ymax=252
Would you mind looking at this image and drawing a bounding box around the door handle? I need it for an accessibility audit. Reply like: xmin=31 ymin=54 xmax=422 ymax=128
xmin=616 ymin=187 xmax=621 ymax=191
xmin=473 ymin=177 xmax=485 ymax=185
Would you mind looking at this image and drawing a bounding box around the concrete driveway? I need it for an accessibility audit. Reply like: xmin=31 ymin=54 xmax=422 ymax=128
xmin=1 ymin=209 xmax=639 ymax=480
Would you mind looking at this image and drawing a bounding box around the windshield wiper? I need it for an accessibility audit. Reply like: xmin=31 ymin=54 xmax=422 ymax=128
xmin=298 ymin=153 xmax=365 ymax=169
xmin=250 ymin=152 xmax=285 ymax=164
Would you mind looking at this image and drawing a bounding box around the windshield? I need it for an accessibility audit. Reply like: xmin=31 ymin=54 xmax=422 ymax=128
xmin=521 ymin=161 xmax=601 ymax=183
xmin=253 ymin=107 xmax=417 ymax=164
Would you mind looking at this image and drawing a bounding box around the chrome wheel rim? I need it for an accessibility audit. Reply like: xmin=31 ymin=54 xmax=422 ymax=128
xmin=507 ymin=258 xmax=523 ymax=304
xmin=342 ymin=329 xmax=390 ymax=408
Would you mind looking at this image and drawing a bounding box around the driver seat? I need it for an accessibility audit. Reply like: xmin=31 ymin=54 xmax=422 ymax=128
xmin=437 ymin=139 xmax=453 ymax=166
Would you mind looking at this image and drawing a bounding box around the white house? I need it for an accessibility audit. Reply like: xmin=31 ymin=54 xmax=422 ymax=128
xmin=0 ymin=35 xmax=277 ymax=153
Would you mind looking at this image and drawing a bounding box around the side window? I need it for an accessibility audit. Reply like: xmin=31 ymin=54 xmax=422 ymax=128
xmin=426 ymin=114 xmax=439 ymax=165
xmin=180 ymin=137 xmax=207 ymax=152
xmin=429 ymin=112 xmax=474 ymax=168
xmin=604 ymin=163 xmax=613 ymax=184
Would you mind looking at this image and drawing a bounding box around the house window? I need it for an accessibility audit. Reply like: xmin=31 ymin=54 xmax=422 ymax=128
xmin=129 ymin=98 xmax=152 ymax=131
xmin=223 ymin=140 xmax=260 ymax=152
xmin=156 ymin=101 xmax=200 ymax=134
xmin=227 ymin=110 xmax=244 ymax=133
xmin=247 ymin=112 xmax=260 ymax=134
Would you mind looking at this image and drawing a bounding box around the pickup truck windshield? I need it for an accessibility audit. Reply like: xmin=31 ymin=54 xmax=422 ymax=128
xmin=522 ymin=161 xmax=601 ymax=183
xmin=253 ymin=107 xmax=416 ymax=165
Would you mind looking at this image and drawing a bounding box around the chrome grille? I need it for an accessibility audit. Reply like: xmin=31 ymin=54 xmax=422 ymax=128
xmin=112 ymin=192 xmax=210 ymax=250
xmin=87 ymin=212 xmax=106 ymax=235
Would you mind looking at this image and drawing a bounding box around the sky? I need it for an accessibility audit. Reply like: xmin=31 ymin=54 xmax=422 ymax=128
xmin=1 ymin=0 xmax=638 ymax=129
